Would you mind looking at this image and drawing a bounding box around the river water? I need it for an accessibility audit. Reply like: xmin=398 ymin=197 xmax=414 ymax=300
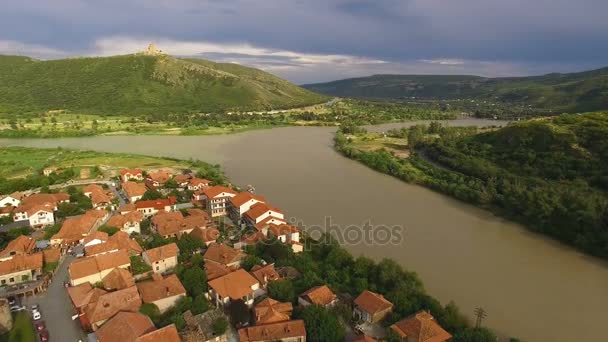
xmin=1 ymin=119 xmax=606 ymax=342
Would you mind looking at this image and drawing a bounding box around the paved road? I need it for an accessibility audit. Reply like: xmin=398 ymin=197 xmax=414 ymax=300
xmin=23 ymin=255 xmax=86 ymax=342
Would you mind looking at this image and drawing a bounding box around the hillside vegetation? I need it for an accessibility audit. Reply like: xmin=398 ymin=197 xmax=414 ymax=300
xmin=304 ymin=68 xmax=608 ymax=113
xmin=0 ymin=54 xmax=326 ymax=115
xmin=335 ymin=112 xmax=608 ymax=259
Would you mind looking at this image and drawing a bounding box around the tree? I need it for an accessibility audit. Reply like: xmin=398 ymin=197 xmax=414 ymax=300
xmin=98 ymin=225 xmax=119 ymax=236
xmin=177 ymin=234 xmax=205 ymax=262
xmin=191 ymin=294 xmax=210 ymax=315
xmin=299 ymin=305 xmax=344 ymax=342
xmin=452 ymin=328 xmax=498 ymax=342
xmin=130 ymin=255 xmax=152 ymax=275
xmin=241 ymin=255 xmax=263 ymax=271
xmin=267 ymin=279 xmax=296 ymax=303
xmin=228 ymin=299 xmax=251 ymax=326
xmin=141 ymin=189 xmax=164 ymax=201
xmin=180 ymin=266 xmax=207 ymax=297
xmin=212 ymin=317 xmax=228 ymax=335
xmin=139 ymin=303 xmax=161 ymax=323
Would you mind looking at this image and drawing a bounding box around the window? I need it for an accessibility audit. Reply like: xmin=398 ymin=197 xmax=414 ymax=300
xmin=1 ymin=280 xmax=5 ymax=285
xmin=9 ymin=277 xmax=14 ymax=283
xmin=156 ymin=266 xmax=159 ymax=271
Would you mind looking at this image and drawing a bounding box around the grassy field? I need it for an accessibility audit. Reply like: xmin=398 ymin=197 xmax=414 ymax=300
xmin=348 ymin=132 xmax=410 ymax=158
xmin=0 ymin=312 xmax=35 ymax=342
xmin=0 ymin=146 xmax=190 ymax=179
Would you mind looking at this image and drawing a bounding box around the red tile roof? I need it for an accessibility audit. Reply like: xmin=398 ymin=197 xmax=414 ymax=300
xmin=0 ymin=235 xmax=36 ymax=258
xmin=135 ymin=197 xmax=177 ymax=210
xmin=106 ymin=211 xmax=144 ymax=229
xmin=200 ymin=186 xmax=237 ymax=199
xmin=96 ymin=311 xmax=155 ymax=342
xmin=204 ymin=243 xmax=245 ymax=266
xmin=390 ymin=311 xmax=452 ymax=342
xmin=0 ymin=253 xmax=43 ymax=276
xmin=123 ymin=182 xmax=147 ymax=199
xmin=102 ymin=267 xmax=135 ymax=291
xmin=69 ymin=249 xmax=130 ymax=281
xmin=208 ymin=269 xmax=258 ymax=300
xmin=254 ymin=298 xmax=293 ymax=325
xmin=354 ymin=290 xmax=393 ymax=315
xmin=238 ymin=320 xmax=306 ymax=341
xmin=84 ymin=286 xmax=142 ymax=325
xmin=121 ymin=169 xmax=143 ymax=177
xmin=250 ymin=264 xmax=280 ymax=285
xmin=244 ymin=202 xmax=283 ymax=221
xmin=300 ymin=285 xmax=336 ymax=306
xmin=229 ymin=192 xmax=266 ymax=208
xmin=67 ymin=283 xmax=107 ymax=310
xmin=134 ymin=324 xmax=180 ymax=342
xmin=52 ymin=210 xmax=108 ymax=243
xmin=204 ymin=261 xmax=231 ymax=281
xmin=143 ymin=243 xmax=179 ymax=263
xmin=136 ymin=274 xmax=186 ymax=303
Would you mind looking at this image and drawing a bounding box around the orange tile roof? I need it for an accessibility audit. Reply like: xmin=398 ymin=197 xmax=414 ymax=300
xmin=83 ymin=184 xmax=113 ymax=206
xmin=354 ymin=290 xmax=393 ymax=315
xmin=15 ymin=203 xmax=54 ymax=217
xmin=0 ymin=252 xmax=43 ymax=276
xmin=102 ymin=267 xmax=135 ymax=290
xmin=254 ymin=298 xmax=293 ymax=325
xmin=135 ymin=197 xmax=177 ymax=210
xmin=390 ymin=311 xmax=452 ymax=342
xmin=204 ymin=261 xmax=232 ymax=281
xmin=136 ymin=274 xmax=186 ymax=303
xmin=96 ymin=311 xmax=155 ymax=342
xmin=118 ymin=203 xmax=136 ymax=213
xmin=200 ymin=186 xmax=237 ymax=199
xmin=204 ymin=243 xmax=244 ymax=266
xmin=0 ymin=235 xmax=35 ymax=258
xmin=0 ymin=206 xmax=14 ymax=215
xmin=84 ymin=285 xmax=142 ymax=324
xmin=250 ymin=264 xmax=280 ymax=285
xmin=123 ymin=181 xmax=147 ymax=199
xmin=244 ymin=202 xmax=283 ymax=221
xmin=173 ymin=174 xmax=191 ymax=184
xmin=106 ymin=210 xmax=144 ymax=229
xmin=67 ymin=283 xmax=108 ymax=309
xmin=207 ymin=268 xmax=258 ymax=300
xmin=20 ymin=193 xmax=69 ymax=207
xmin=189 ymin=227 xmax=220 ymax=244
xmin=143 ymin=243 xmax=179 ymax=263
xmin=110 ymin=231 xmax=143 ymax=254
xmin=69 ymin=249 xmax=130 ymax=280
xmin=300 ymin=285 xmax=337 ymax=306
xmin=121 ymin=169 xmax=143 ymax=177
xmin=42 ymin=248 xmax=61 ymax=263
xmin=147 ymin=171 xmax=172 ymax=184
xmin=238 ymin=320 xmax=306 ymax=341
xmin=52 ymin=210 xmax=108 ymax=243
xmin=189 ymin=178 xmax=210 ymax=186
xmin=239 ymin=231 xmax=266 ymax=246
xmin=83 ymin=231 xmax=109 ymax=246
xmin=229 ymin=192 xmax=266 ymax=208
xmin=135 ymin=324 xmax=180 ymax=342
xmin=152 ymin=211 xmax=207 ymax=237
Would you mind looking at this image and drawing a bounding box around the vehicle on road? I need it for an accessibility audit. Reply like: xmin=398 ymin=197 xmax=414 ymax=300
xmin=10 ymin=305 xmax=25 ymax=312
xmin=33 ymin=311 xmax=42 ymax=320
xmin=31 ymin=304 xmax=39 ymax=311
xmin=39 ymin=330 xmax=49 ymax=342
xmin=34 ymin=321 xmax=46 ymax=332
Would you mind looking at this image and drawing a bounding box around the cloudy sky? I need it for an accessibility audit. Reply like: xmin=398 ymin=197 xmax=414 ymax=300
xmin=1 ymin=0 xmax=606 ymax=83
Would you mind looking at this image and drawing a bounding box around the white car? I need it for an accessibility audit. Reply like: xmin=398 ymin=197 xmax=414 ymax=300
xmin=32 ymin=311 xmax=41 ymax=320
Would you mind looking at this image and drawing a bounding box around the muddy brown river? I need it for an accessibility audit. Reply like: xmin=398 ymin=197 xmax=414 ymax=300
xmin=1 ymin=119 xmax=606 ymax=342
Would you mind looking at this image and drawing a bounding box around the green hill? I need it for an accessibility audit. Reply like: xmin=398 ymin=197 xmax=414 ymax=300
xmin=303 ymin=68 xmax=608 ymax=113
xmin=0 ymin=54 xmax=326 ymax=115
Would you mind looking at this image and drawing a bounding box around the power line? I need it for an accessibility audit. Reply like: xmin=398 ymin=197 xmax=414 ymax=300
xmin=474 ymin=307 xmax=487 ymax=328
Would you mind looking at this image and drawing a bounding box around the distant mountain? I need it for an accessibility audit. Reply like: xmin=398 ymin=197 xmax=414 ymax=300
xmin=302 ymin=67 xmax=608 ymax=112
xmin=0 ymin=53 xmax=326 ymax=115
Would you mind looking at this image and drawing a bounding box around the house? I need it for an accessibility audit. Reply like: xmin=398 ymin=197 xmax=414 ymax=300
xmin=51 ymin=210 xmax=109 ymax=246
xmin=207 ymin=269 xmax=260 ymax=307
xmin=146 ymin=170 xmax=172 ymax=188
xmin=134 ymin=324 xmax=180 ymax=342
xmin=135 ymin=197 xmax=177 ymax=218
xmin=68 ymin=249 xmax=131 ymax=286
xmin=12 ymin=193 xmax=69 ymax=227
xmin=196 ymin=186 xmax=237 ymax=217
xmin=136 ymin=273 xmax=186 ymax=313
xmin=187 ymin=309 xmax=229 ymax=342
xmin=353 ymin=290 xmax=393 ymax=324
xmin=173 ymin=174 xmax=191 ymax=188
xmin=188 ymin=177 xmax=211 ymax=191
xmin=228 ymin=192 xmax=265 ymax=224
xmin=83 ymin=231 xmax=109 ymax=247
xmin=118 ymin=203 xmax=136 ymax=214
xmin=298 ymin=285 xmax=337 ymax=307
xmin=82 ymin=285 xmax=142 ymax=331
xmin=83 ymin=184 xmax=114 ymax=210
xmin=0 ymin=235 xmax=36 ymax=261
xmin=234 ymin=231 xmax=266 ymax=250
xmin=0 ymin=192 xmax=24 ymax=207
xmin=268 ymin=224 xmax=303 ymax=253
xmin=254 ymin=298 xmax=293 ymax=325
xmin=0 ymin=205 xmax=13 ymax=218
xmin=151 ymin=210 xmax=208 ymax=239
xmin=42 ymin=166 xmax=57 ymax=176
xmin=0 ymin=253 xmax=43 ymax=286
xmin=390 ymin=311 xmax=452 ymax=342
xmin=85 ymin=231 xmax=143 ymax=257
xmin=106 ymin=210 xmax=144 ymax=234
xmin=121 ymin=168 xmax=144 ymax=182
xmin=122 ymin=182 xmax=147 ymax=203
xmin=102 ymin=267 xmax=135 ymax=291
xmin=250 ymin=264 xmax=280 ymax=290
xmin=242 ymin=203 xmax=286 ymax=233
xmin=142 ymin=243 xmax=179 ymax=274
xmin=204 ymin=243 xmax=245 ymax=270
xmin=67 ymin=282 xmax=108 ymax=315
xmin=95 ymin=311 xmax=155 ymax=342
xmin=204 ymin=261 xmax=231 ymax=281
xmin=238 ymin=320 xmax=306 ymax=342
xmin=190 ymin=227 xmax=220 ymax=246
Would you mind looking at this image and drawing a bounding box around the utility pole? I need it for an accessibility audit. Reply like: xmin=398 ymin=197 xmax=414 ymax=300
xmin=474 ymin=307 xmax=487 ymax=328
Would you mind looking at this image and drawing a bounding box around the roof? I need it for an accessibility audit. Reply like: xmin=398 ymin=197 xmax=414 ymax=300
xmin=207 ymin=269 xmax=258 ymax=300
xmin=0 ymin=235 xmax=36 ymax=258
xmin=118 ymin=203 xmax=136 ymax=213
xmin=147 ymin=171 xmax=172 ymax=183
xmin=152 ymin=211 xmax=207 ymax=237
xmin=83 ymin=231 xmax=109 ymax=245
xmin=354 ymin=290 xmax=393 ymax=315
xmin=136 ymin=274 xmax=186 ymax=303
xmin=69 ymin=249 xmax=130 ymax=280
xmin=269 ymin=224 xmax=300 ymax=237
xmin=106 ymin=210 xmax=143 ymax=228
xmin=189 ymin=227 xmax=220 ymax=244
xmin=204 ymin=261 xmax=231 ymax=281
xmin=254 ymin=298 xmax=293 ymax=325
xmin=67 ymin=283 xmax=108 ymax=309
xmin=238 ymin=320 xmax=306 ymax=341
xmin=121 ymin=168 xmax=143 ymax=177
xmin=300 ymin=285 xmax=336 ymax=306
xmin=96 ymin=311 xmax=155 ymax=342
xmin=14 ymin=202 xmax=54 ymax=216
xmin=135 ymin=197 xmax=177 ymax=210
xmin=173 ymin=174 xmax=191 ymax=184
xmin=134 ymin=324 xmax=180 ymax=342
xmin=250 ymin=264 xmax=280 ymax=284
xmin=20 ymin=193 xmax=69 ymax=207
xmin=109 ymin=231 xmax=143 ymax=254
xmin=189 ymin=178 xmax=210 ymax=186
xmin=239 ymin=231 xmax=266 ymax=246
xmin=83 ymin=184 xmax=112 ymax=206
xmin=0 ymin=253 xmax=43 ymax=276
xmin=390 ymin=311 xmax=452 ymax=342
xmin=52 ymin=210 xmax=108 ymax=243
xmin=143 ymin=243 xmax=179 ymax=263
xmin=122 ymin=182 xmax=147 ymax=199
xmin=102 ymin=267 xmax=135 ymax=290
xmin=229 ymin=192 xmax=265 ymax=208
xmin=204 ymin=243 xmax=244 ymax=266
xmin=244 ymin=202 xmax=283 ymax=221
xmin=200 ymin=186 xmax=237 ymax=199
xmin=0 ymin=206 xmax=14 ymax=214
xmin=84 ymin=286 xmax=142 ymax=324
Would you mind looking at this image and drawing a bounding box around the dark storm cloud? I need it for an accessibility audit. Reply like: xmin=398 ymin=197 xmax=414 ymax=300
xmin=0 ymin=0 xmax=606 ymax=82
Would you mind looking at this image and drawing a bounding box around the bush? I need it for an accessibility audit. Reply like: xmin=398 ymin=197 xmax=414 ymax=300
xmin=191 ymin=294 xmax=210 ymax=315
xmin=139 ymin=303 xmax=161 ymax=323
xmin=212 ymin=317 xmax=229 ymax=335
xmin=130 ymin=255 xmax=152 ymax=275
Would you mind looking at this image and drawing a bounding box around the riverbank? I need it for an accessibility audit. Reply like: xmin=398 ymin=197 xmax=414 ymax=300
xmin=1 ymin=122 xmax=607 ymax=341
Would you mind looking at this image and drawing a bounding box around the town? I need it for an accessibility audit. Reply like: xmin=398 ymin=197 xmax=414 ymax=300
xmin=0 ymin=162 xmax=456 ymax=342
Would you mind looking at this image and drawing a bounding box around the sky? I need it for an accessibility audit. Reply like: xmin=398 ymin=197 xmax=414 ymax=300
xmin=0 ymin=0 xmax=606 ymax=84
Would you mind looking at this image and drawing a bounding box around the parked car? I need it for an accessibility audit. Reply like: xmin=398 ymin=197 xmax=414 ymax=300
xmin=31 ymin=304 xmax=39 ymax=311
xmin=34 ymin=321 xmax=46 ymax=332
xmin=10 ymin=305 xmax=25 ymax=312
xmin=38 ymin=330 xmax=49 ymax=342
xmin=33 ymin=311 xmax=42 ymax=320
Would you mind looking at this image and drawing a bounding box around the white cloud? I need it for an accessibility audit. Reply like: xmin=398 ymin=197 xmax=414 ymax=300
xmin=419 ymin=58 xmax=466 ymax=66
xmin=0 ymin=40 xmax=68 ymax=59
